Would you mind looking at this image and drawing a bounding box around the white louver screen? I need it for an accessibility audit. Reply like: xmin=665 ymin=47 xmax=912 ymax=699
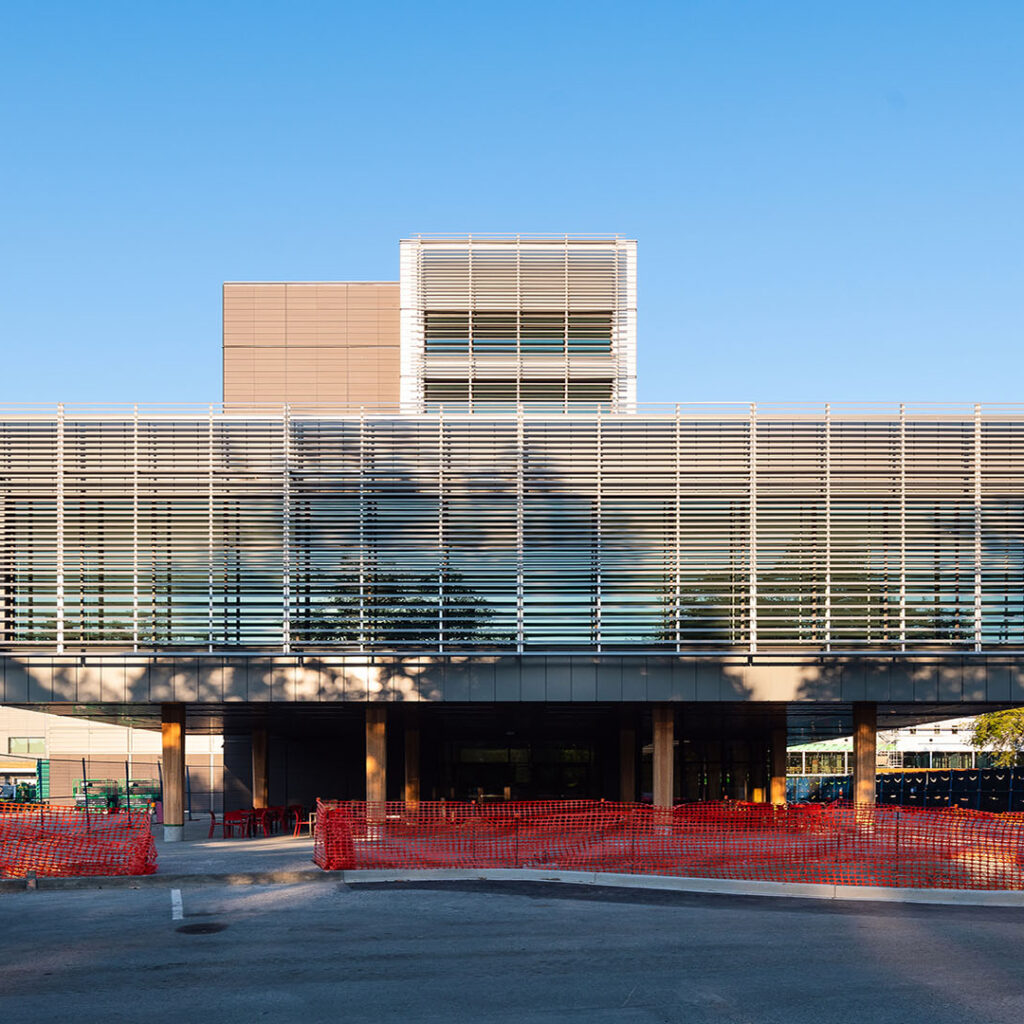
xmin=1 ymin=404 xmax=1022 ymax=655
xmin=400 ymin=235 xmax=638 ymax=412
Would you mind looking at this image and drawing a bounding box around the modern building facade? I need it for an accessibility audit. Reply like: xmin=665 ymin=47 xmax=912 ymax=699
xmin=790 ymin=717 xmax=984 ymax=775
xmin=222 ymin=234 xmax=636 ymax=412
xmin=2 ymin=234 xmax=1023 ymax=836
xmin=0 ymin=706 xmax=224 ymax=811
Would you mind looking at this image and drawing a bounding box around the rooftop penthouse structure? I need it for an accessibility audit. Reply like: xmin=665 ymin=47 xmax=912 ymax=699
xmin=223 ymin=234 xmax=636 ymax=412
xmin=400 ymin=234 xmax=637 ymax=411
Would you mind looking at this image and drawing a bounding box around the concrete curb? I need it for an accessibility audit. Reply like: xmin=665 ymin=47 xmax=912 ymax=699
xmin=335 ymin=869 xmax=1024 ymax=907
xmin=5 ymin=866 xmax=1024 ymax=905
xmin=0 ymin=868 xmax=339 ymax=892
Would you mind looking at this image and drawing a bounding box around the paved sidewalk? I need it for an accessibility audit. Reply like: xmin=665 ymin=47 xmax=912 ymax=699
xmin=153 ymin=817 xmax=317 ymax=878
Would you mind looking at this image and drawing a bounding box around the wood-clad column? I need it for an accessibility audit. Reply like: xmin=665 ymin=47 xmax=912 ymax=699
xmin=619 ymin=716 xmax=637 ymax=803
xmin=404 ymin=707 xmax=420 ymax=808
xmin=366 ymin=705 xmax=387 ymax=821
xmin=251 ymin=727 xmax=269 ymax=809
xmin=653 ymin=705 xmax=674 ymax=810
xmin=770 ymin=720 xmax=788 ymax=806
xmin=853 ymin=702 xmax=877 ymax=807
xmin=161 ymin=703 xmax=186 ymax=842
xmin=750 ymin=738 xmax=768 ymax=803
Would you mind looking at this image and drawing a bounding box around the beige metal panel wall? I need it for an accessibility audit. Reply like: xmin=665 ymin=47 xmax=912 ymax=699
xmin=0 ymin=705 xmax=224 ymax=757
xmin=224 ymin=282 xmax=400 ymax=407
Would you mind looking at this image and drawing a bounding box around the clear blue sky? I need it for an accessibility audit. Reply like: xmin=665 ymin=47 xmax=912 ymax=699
xmin=1 ymin=2 xmax=1021 ymax=404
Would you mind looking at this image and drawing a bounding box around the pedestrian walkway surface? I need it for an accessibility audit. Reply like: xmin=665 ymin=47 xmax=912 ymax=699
xmin=153 ymin=818 xmax=317 ymax=878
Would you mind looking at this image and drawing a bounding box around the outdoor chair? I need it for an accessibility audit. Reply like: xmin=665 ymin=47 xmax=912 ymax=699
xmin=292 ymin=805 xmax=317 ymax=837
xmin=252 ymin=808 xmax=274 ymax=838
xmin=207 ymin=809 xmax=223 ymax=839
xmin=221 ymin=810 xmax=249 ymax=838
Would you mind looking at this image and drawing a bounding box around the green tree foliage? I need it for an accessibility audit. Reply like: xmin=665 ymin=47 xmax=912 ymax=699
xmin=970 ymin=710 xmax=1024 ymax=768
xmin=658 ymin=558 xmax=975 ymax=649
xmin=659 ymin=571 xmax=746 ymax=647
xmin=293 ymin=568 xmax=507 ymax=648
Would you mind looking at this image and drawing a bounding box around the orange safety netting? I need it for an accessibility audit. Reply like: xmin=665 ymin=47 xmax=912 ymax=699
xmin=313 ymin=799 xmax=1024 ymax=889
xmin=0 ymin=804 xmax=157 ymax=878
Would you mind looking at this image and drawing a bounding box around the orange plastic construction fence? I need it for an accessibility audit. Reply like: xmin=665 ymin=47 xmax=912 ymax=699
xmin=313 ymin=799 xmax=1024 ymax=889
xmin=0 ymin=804 xmax=157 ymax=878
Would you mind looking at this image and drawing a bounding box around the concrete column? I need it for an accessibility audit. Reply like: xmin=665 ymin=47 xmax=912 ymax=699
xmin=749 ymin=738 xmax=768 ymax=802
xmin=619 ymin=718 xmax=636 ymax=803
xmin=770 ymin=722 xmax=788 ymax=806
xmin=160 ymin=703 xmax=186 ymax=842
xmin=366 ymin=705 xmax=387 ymax=819
xmin=652 ymin=704 xmax=674 ymax=810
xmin=404 ymin=708 xmax=420 ymax=807
xmin=251 ymin=726 xmax=269 ymax=809
xmin=853 ymin=702 xmax=877 ymax=807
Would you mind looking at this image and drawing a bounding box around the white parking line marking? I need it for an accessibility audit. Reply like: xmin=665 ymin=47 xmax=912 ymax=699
xmin=170 ymin=889 xmax=184 ymax=921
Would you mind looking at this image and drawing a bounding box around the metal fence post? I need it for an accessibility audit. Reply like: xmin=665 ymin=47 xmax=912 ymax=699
xmin=894 ymin=809 xmax=901 ymax=882
xmin=81 ymin=757 xmax=90 ymax=828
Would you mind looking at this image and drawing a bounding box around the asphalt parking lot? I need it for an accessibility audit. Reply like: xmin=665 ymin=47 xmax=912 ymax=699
xmin=3 ymin=879 xmax=1024 ymax=1023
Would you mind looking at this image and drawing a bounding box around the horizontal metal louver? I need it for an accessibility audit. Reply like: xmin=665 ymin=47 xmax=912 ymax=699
xmin=400 ymin=235 xmax=638 ymax=412
xmin=1 ymin=404 xmax=1021 ymax=655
